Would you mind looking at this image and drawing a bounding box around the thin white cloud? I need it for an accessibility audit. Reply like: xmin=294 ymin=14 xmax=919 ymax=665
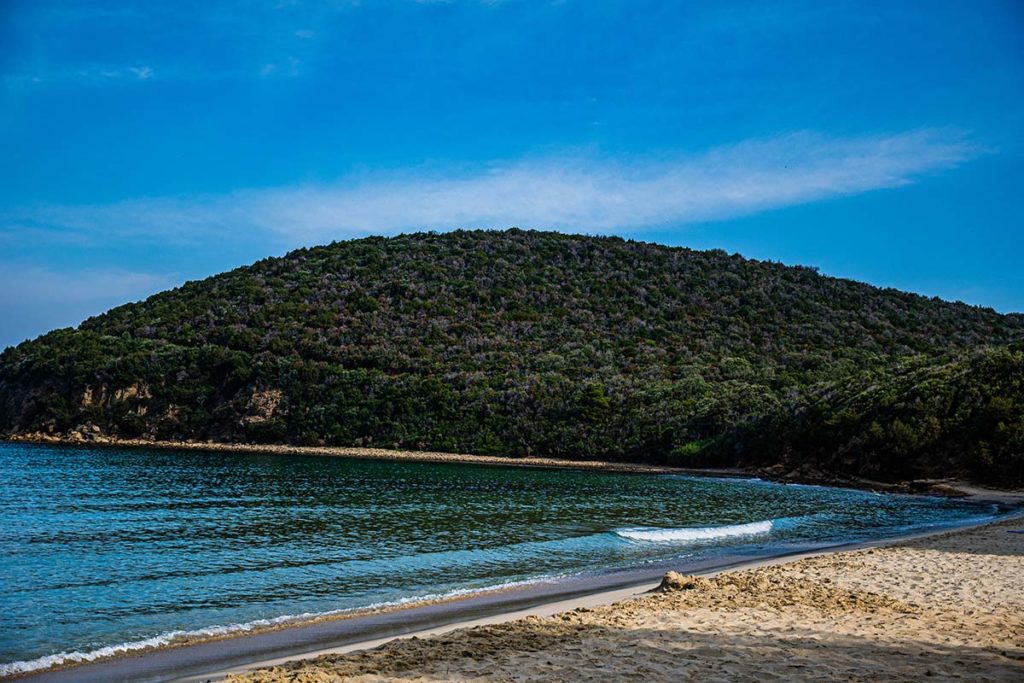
xmin=2 ymin=129 xmax=984 ymax=248
xmin=128 ymin=66 xmax=154 ymax=80
xmin=6 ymin=64 xmax=158 ymax=86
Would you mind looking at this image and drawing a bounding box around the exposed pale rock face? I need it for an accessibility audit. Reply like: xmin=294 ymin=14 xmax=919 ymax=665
xmin=242 ymin=389 xmax=284 ymax=425
xmin=80 ymin=383 xmax=152 ymax=407
xmin=113 ymin=383 xmax=151 ymax=401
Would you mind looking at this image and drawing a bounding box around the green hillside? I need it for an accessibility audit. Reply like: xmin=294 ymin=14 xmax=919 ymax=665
xmin=2 ymin=229 xmax=1022 ymax=483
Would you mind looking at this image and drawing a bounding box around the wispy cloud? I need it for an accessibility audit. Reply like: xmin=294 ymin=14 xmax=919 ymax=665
xmin=4 ymin=64 xmax=158 ymax=86
xmin=1 ymin=129 xmax=984 ymax=248
xmin=92 ymin=65 xmax=155 ymax=81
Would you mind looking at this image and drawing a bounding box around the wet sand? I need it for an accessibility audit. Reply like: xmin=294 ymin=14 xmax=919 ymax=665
xmin=229 ymin=516 xmax=1024 ymax=683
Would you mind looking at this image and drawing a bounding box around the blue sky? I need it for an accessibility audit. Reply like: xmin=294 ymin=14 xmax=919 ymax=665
xmin=1 ymin=0 xmax=1022 ymax=349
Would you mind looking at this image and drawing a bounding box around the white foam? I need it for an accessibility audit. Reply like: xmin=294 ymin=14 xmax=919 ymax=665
xmin=0 ymin=611 xmax=333 ymax=678
xmin=616 ymin=519 xmax=774 ymax=543
xmin=0 ymin=575 xmax=560 ymax=678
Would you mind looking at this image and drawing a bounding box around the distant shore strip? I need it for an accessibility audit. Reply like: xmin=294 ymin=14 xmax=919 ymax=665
xmin=5 ymin=434 xmax=736 ymax=476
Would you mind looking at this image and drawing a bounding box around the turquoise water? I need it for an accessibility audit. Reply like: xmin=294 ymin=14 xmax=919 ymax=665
xmin=0 ymin=442 xmax=1004 ymax=676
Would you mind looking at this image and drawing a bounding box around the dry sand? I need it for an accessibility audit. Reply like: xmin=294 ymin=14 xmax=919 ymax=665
xmin=229 ymin=516 xmax=1024 ymax=682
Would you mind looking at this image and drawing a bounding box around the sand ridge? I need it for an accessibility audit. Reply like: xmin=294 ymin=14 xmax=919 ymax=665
xmin=230 ymin=517 xmax=1024 ymax=682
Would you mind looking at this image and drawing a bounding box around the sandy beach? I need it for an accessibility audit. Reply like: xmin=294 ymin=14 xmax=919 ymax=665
xmin=229 ymin=515 xmax=1024 ymax=683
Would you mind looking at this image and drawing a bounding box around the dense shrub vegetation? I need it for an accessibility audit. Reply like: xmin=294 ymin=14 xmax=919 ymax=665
xmin=2 ymin=230 xmax=1022 ymax=483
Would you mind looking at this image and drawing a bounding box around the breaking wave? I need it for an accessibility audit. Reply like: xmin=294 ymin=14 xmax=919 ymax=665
xmin=616 ymin=519 xmax=774 ymax=543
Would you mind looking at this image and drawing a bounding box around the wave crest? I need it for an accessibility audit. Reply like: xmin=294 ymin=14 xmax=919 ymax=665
xmin=616 ymin=519 xmax=773 ymax=543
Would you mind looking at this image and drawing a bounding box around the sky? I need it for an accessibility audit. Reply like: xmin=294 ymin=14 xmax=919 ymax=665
xmin=1 ymin=0 xmax=1022 ymax=349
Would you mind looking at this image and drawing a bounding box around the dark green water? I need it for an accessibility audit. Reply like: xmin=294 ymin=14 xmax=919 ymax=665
xmin=0 ymin=442 xmax=1003 ymax=676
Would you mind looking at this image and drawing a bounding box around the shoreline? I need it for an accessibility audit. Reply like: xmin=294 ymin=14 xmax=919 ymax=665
xmin=182 ymin=512 xmax=1024 ymax=683
xmin=7 ymin=435 xmax=1021 ymax=503
xmin=4 ymin=437 xmax=1021 ymax=681
xmin=10 ymin=510 xmax=1021 ymax=683
xmin=3 ymin=434 xmax=727 ymax=477
xmin=229 ymin=512 xmax=1024 ymax=683
xmin=4 ymin=545 xmax=838 ymax=682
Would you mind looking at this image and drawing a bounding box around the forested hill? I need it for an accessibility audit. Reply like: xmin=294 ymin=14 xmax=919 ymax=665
xmin=2 ymin=229 xmax=1023 ymax=484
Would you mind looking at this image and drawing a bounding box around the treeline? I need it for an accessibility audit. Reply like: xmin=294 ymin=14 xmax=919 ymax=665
xmin=710 ymin=346 xmax=1024 ymax=484
xmin=1 ymin=229 xmax=1021 ymax=483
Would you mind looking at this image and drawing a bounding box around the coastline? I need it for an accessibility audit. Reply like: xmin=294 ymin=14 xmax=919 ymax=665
xmin=3 ymin=542 xmax=856 ymax=682
xmin=8 ymin=435 xmax=1020 ymax=503
xmin=4 ymin=437 xmax=1021 ymax=681
xmin=9 ymin=510 xmax=1021 ymax=683
xmin=3 ymin=434 xmax=722 ymax=477
xmin=189 ymin=512 xmax=1024 ymax=683
xmin=231 ymin=511 xmax=1024 ymax=683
